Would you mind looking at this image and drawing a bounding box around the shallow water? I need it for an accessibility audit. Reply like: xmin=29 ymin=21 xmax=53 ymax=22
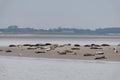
xmin=0 ymin=56 xmax=120 ymax=80
xmin=0 ymin=34 xmax=120 ymax=46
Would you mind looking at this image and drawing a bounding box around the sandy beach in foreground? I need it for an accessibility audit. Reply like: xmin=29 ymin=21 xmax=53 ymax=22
xmin=0 ymin=43 xmax=120 ymax=61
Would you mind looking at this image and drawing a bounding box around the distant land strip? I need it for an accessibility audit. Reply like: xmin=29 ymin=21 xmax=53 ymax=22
xmin=0 ymin=25 xmax=120 ymax=35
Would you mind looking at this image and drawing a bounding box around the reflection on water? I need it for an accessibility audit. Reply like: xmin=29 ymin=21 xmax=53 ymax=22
xmin=0 ymin=34 xmax=120 ymax=46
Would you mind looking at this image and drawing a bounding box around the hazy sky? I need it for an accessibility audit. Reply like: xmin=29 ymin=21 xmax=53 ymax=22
xmin=0 ymin=0 xmax=120 ymax=29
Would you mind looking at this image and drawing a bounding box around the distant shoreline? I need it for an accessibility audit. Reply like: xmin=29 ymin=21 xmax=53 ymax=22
xmin=0 ymin=26 xmax=120 ymax=35
xmin=0 ymin=32 xmax=120 ymax=35
xmin=0 ymin=33 xmax=120 ymax=36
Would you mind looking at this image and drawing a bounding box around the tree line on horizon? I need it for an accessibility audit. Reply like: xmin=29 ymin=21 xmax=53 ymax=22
xmin=0 ymin=25 xmax=120 ymax=35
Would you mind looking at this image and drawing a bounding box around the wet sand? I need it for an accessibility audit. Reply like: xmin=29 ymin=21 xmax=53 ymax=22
xmin=0 ymin=43 xmax=120 ymax=61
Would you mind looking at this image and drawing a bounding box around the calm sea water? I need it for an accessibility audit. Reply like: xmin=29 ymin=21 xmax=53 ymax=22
xmin=0 ymin=34 xmax=120 ymax=46
xmin=0 ymin=56 xmax=120 ymax=80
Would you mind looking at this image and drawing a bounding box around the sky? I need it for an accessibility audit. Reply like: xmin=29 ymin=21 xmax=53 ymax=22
xmin=0 ymin=0 xmax=120 ymax=29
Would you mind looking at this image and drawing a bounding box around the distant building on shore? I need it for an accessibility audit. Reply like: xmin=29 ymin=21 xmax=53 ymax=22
xmin=8 ymin=25 xmax=18 ymax=29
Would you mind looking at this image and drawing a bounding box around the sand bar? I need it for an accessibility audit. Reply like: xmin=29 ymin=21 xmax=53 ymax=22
xmin=0 ymin=43 xmax=120 ymax=61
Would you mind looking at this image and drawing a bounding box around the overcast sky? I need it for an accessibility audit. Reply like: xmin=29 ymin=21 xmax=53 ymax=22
xmin=0 ymin=0 xmax=120 ymax=29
